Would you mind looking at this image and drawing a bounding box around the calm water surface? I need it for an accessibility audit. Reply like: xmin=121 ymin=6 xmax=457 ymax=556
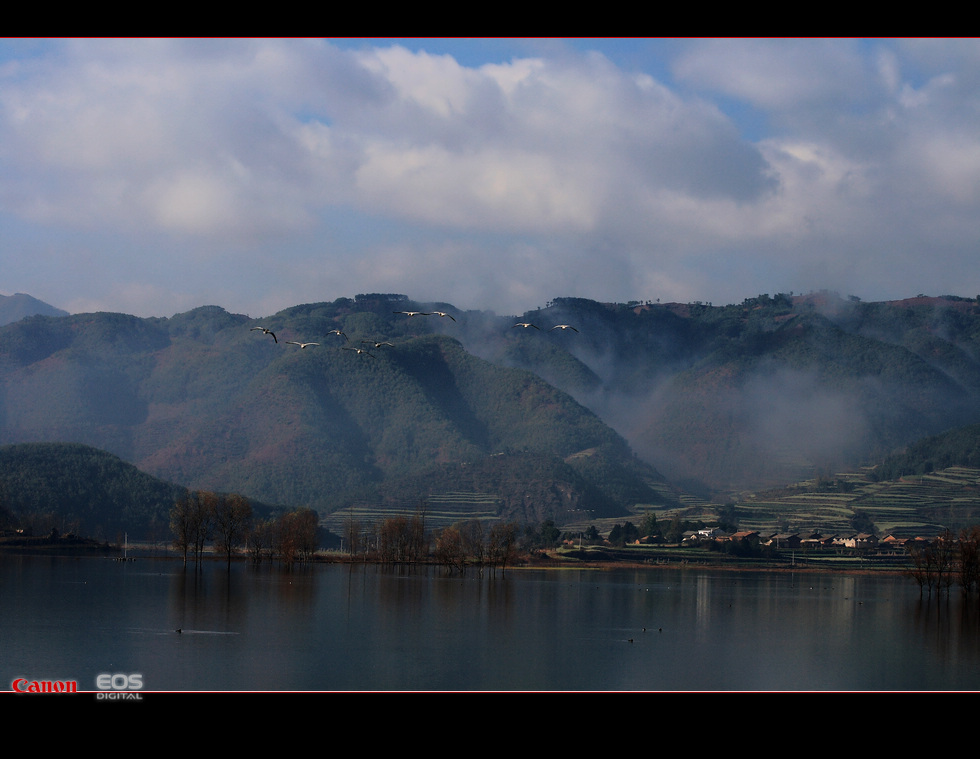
xmin=3 ymin=554 xmax=979 ymax=691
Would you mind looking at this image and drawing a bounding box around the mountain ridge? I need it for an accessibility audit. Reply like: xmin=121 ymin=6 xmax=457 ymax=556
xmin=4 ymin=290 xmax=980 ymax=533
xmin=0 ymin=296 xmax=669 ymax=527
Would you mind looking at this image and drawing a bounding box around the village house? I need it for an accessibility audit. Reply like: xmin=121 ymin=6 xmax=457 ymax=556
xmin=834 ymin=533 xmax=879 ymax=549
xmin=730 ymin=530 xmax=761 ymax=548
xmin=767 ymin=533 xmax=801 ymax=549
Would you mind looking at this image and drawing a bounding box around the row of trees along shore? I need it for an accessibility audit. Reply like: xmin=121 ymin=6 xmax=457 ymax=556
xmin=169 ymin=494 xmax=541 ymax=573
xmin=345 ymin=508 xmax=530 ymax=574
xmin=906 ymin=527 xmax=980 ymax=597
xmin=169 ymin=492 xmax=317 ymax=568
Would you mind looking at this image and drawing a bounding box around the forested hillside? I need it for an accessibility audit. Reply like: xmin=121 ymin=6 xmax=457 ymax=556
xmin=0 ymin=296 xmax=666 ymax=525
xmin=874 ymin=423 xmax=980 ymax=480
xmin=3 ymin=290 xmax=980 ymax=535
xmin=0 ymin=442 xmax=187 ymax=540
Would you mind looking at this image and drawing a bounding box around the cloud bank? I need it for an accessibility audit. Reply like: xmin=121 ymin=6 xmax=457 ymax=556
xmin=1 ymin=38 xmax=979 ymax=318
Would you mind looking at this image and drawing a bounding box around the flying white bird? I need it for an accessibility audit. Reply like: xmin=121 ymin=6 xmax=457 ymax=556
xmin=343 ymin=346 xmax=375 ymax=357
xmin=550 ymin=324 xmax=579 ymax=332
xmin=513 ymin=322 xmax=540 ymax=330
xmin=431 ymin=311 xmax=456 ymax=322
xmin=250 ymin=327 xmax=277 ymax=343
xmin=285 ymin=341 xmax=319 ymax=349
xmin=362 ymin=340 xmax=395 ymax=348
xmin=394 ymin=311 xmax=432 ymax=317
xmin=327 ymin=329 xmax=348 ymax=342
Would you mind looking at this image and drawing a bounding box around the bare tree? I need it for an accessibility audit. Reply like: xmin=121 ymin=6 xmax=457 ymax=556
xmin=292 ymin=508 xmax=319 ymax=562
xmin=907 ymin=530 xmax=957 ymax=596
xmin=273 ymin=508 xmax=319 ymax=567
xmin=378 ymin=516 xmax=410 ymax=564
xmin=170 ymin=494 xmax=194 ymax=565
xmin=213 ymin=493 xmax=252 ymax=569
xmin=959 ymin=526 xmax=980 ymax=595
xmin=434 ymin=525 xmax=465 ymax=574
xmin=409 ymin=501 xmax=428 ymax=563
xmin=345 ymin=510 xmax=365 ymax=560
xmin=246 ymin=518 xmax=275 ymax=564
xmin=190 ymin=491 xmax=217 ymax=565
xmin=488 ymin=521 xmax=518 ymax=573
xmin=459 ymin=519 xmax=486 ymax=569
xmin=936 ymin=529 xmax=957 ymax=595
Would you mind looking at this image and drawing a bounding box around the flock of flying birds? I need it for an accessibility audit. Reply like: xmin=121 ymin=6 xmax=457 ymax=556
xmin=250 ymin=309 xmax=578 ymax=357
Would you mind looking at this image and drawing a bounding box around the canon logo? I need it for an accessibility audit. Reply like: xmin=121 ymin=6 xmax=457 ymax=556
xmin=11 ymin=678 xmax=78 ymax=693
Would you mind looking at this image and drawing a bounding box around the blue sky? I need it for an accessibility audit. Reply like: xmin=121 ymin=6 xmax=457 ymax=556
xmin=2 ymin=38 xmax=978 ymax=318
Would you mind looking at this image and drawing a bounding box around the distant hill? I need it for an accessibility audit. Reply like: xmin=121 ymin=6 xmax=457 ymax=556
xmin=0 ymin=293 xmax=68 ymax=325
xmin=0 ymin=442 xmax=187 ymax=541
xmin=0 ymin=298 xmax=668 ymax=528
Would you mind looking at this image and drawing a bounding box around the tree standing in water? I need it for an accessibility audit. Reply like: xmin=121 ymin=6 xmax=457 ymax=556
xmin=170 ymin=494 xmax=194 ymax=565
xmin=213 ymin=493 xmax=252 ymax=570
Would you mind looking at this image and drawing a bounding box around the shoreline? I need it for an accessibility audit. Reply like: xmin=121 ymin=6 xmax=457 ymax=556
xmin=0 ymin=542 xmax=914 ymax=577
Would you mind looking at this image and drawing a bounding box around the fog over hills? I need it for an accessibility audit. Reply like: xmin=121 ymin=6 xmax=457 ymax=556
xmin=3 ymin=290 xmax=980 ymax=526
xmin=451 ymin=292 xmax=980 ymax=492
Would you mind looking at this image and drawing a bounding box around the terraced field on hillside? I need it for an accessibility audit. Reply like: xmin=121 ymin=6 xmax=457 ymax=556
xmin=318 ymin=467 xmax=980 ymax=542
xmin=321 ymin=491 xmax=503 ymax=535
xmin=723 ymin=466 xmax=980 ymax=538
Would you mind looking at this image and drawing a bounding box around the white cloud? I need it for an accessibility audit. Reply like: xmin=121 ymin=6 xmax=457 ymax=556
xmin=1 ymin=39 xmax=980 ymax=317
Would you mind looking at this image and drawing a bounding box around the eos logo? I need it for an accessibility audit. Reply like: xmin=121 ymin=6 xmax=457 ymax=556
xmin=96 ymin=673 xmax=144 ymax=697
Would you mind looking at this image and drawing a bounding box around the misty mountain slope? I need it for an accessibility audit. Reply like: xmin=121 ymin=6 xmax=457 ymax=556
xmin=642 ymin=315 xmax=970 ymax=491
xmin=447 ymin=293 xmax=980 ymax=493
xmin=0 ymin=299 xmax=663 ymax=521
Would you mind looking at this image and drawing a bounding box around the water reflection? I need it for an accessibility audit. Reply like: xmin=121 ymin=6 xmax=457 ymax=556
xmin=2 ymin=555 xmax=979 ymax=691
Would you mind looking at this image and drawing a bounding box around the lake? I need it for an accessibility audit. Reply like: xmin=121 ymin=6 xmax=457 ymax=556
xmin=3 ymin=553 xmax=979 ymax=692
